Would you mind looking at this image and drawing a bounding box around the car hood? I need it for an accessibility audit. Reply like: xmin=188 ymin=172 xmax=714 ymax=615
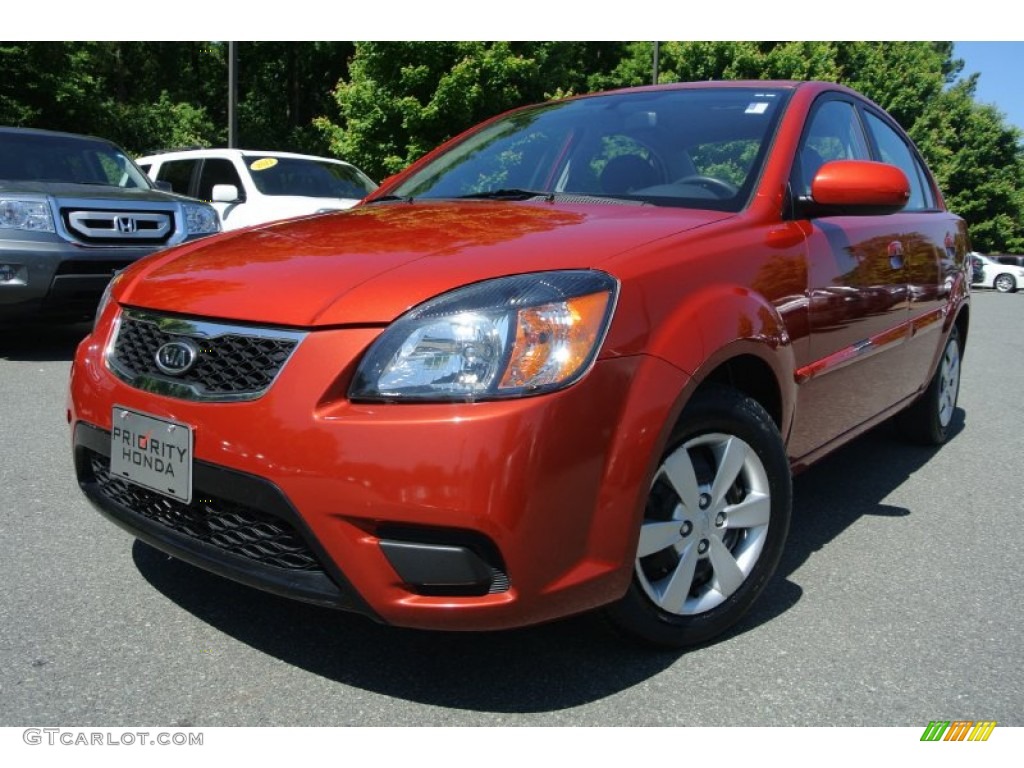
xmin=119 ymin=200 xmax=732 ymax=327
xmin=0 ymin=180 xmax=190 ymax=204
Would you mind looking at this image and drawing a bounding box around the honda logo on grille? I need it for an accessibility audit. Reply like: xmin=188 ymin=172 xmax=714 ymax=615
xmin=116 ymin=216 xmax=138 ymax=234
xmin=154 ymin=340 xmax=199 ymax=376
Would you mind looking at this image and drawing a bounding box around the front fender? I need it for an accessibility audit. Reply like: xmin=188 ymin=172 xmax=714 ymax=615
xmin=643 ymin=283 xmax=798 ymax=441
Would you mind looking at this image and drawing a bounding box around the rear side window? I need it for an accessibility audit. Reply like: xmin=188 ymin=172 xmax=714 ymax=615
xmin=863 ymin=112 xmax=933 ymax=211
xmin=156 ymin=160 xmax=198 ymax=196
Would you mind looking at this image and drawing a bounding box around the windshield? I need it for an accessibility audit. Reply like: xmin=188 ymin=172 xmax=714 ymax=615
xmin=245 ymin=156 xmax=377 ymax=199
xmin=0 ymin=132 xmax=152 ymax=188
xmin=393 ymin=87 xmax=791 ymax=212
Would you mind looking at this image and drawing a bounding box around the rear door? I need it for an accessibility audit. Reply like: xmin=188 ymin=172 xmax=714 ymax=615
xmin=859 ymin=108 xmax=962 ymax=399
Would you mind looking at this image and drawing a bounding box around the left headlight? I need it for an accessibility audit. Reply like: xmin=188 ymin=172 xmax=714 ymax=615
xmin=350 ymin=270 xmax=619 ymax=402
xmin=182 ymin=203 xmax=220 ymax=235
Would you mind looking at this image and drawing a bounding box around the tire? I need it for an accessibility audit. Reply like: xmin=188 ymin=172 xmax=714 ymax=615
xmin=994 ymin=274 xmax=1017 ymax=293
xmin=896 ymin=326 xmax=962 ymax=445
xmin=606 ymin=387 xmax=791 ymax=648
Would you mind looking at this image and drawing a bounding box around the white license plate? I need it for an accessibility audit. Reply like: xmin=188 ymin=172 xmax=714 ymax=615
xmin=109 ymin=407 xmax=193 ymax=503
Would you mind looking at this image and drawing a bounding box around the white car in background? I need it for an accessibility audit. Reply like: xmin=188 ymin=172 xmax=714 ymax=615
xmin=136 ymin=148 xmax=377 ymax=231
xmin=970 ymin=252 xmax=1024 ymax=293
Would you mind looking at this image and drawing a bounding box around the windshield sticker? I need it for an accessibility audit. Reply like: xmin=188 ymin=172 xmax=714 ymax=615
xmin=250 ymin=158 xmax=278 ymax=171
xmin=745 ymin=102 xmax=770 ymax=115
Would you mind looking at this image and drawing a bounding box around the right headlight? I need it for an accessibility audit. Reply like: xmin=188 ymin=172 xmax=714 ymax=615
xmin=349 ymin=270 xmax=619 ymax=402
xmin=0 ymin=198 xmax=55 ymax=232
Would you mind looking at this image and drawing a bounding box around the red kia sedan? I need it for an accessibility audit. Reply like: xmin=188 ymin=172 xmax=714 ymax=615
xmin=69 ymin=81 xmax=969 ymax=647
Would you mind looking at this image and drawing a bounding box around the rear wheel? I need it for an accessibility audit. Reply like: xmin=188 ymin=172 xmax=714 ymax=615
xmin=994 ymin=273 xmax=1017 ymax=293
xmin=607 ymin=387 xmax=791 ymax=648
xmin=896 ymin=327 xmax=962 ymax=445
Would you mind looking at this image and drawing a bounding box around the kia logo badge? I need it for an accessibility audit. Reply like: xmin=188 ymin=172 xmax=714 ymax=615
xmin=116 ymin=216 xmax=138 ymax=234
xmin=155 ymin=340 xmax=199 ymax=376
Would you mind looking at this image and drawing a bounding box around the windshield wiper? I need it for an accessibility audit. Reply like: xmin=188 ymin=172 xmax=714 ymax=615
xmin=456 ymin=188 xmax=553 ymax=201
xmin=365 ymin=194 xmax=413 ymax=204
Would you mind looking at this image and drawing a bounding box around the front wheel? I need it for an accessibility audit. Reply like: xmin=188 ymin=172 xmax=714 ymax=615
xmin=994 ymin=273 xmax=1017 ymax=293
xmin=606 ymin=387 xmax=791 ymax=648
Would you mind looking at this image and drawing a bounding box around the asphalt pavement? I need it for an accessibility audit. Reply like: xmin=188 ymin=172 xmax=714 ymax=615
xmin=1 ymin=292 xmax=1021 ymax=726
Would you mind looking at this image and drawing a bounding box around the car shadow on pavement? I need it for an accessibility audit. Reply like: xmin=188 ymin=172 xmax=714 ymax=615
xmin=132 ymin=408 xmax=965 ymax=714
xmin=745 ymin=409 xmax=964 ymax=629
xmin=0 ymin=321 xmax=90 ymax=362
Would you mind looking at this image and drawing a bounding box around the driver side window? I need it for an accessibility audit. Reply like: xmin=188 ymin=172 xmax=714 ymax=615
xmin=793 ymin=99 xmax=870 ymax=198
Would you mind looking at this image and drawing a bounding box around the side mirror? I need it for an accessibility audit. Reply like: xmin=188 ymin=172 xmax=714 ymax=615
xmin=801 ymin=160 xmax=910 ymax=217
xmin=212 ymin=184 xmax=243 ymax=204
xmin=153 ymin=180 xmax=173 ymax=192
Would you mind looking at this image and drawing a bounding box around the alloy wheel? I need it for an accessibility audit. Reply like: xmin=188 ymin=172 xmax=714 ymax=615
xmin=636 ymin=432 xmax=770 ymax=616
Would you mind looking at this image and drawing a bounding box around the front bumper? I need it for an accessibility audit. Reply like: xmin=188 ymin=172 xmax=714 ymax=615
xmin=69 ymin=313 xmax=690 ymax=631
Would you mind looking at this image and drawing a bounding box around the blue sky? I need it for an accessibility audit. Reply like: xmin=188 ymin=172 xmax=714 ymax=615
xmin=953 ymin=42 xmax=1024 ymax=132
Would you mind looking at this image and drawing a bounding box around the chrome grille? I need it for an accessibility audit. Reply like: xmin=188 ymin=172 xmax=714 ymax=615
xmin=108 ymin=309 xmax=304 ymax=402
xmin=63 ymin=209 xmax=173 ymax=244
xmin=88 ymin=452 xmax=322 ymax=571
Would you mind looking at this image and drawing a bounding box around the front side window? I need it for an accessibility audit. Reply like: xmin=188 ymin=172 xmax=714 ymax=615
xmin=392 ymin=88 xmax=791 ymax=213
xmin=197 ymin=159 xmax=244 ymax=201
xmin=792 ymin=98 xmax=870 ymax=198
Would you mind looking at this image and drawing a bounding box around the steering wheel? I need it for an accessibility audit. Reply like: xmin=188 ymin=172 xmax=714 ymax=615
xmin=675 ymin=175 xmax=739 ymax=198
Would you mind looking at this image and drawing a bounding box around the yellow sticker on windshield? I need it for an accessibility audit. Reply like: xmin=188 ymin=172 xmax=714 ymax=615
xmin=250 ymin=158 xmax=278 ymax=171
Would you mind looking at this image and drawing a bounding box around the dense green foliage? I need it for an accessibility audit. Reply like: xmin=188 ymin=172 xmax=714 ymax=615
xmin=2 ymin=41 xmax=1022 ymax=251
xmin=0 ymin=42 xmax=352 ymax=155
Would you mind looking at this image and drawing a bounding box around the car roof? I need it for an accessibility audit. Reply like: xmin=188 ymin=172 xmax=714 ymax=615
xmin=137 ymin=147 xmax=356 ymax=166
xmin=0 ymin=125 xmax=120 ymax=146
xmin=565 ymin=79 xmax=849 ymax=100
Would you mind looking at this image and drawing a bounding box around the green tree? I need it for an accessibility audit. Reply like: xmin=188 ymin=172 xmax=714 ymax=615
xmin=914 ymin=78 xmax=1024 ymax=252
xmin=235 ymin=42 xmax=355 ymax=154
xmin=0 ymin=42 xmax=223 ymax=153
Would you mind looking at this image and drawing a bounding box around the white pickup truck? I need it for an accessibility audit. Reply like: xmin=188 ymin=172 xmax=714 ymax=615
xmin=136 ymin=148 xmax=377 ymax=231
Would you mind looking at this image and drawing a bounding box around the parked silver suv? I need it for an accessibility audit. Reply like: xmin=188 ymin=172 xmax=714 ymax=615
xmin=1 ymin=127 xmax=220 ymax=320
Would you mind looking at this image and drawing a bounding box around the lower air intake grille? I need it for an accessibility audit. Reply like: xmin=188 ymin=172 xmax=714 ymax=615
xmin=88 ymin=452 xmax=322 ymax=572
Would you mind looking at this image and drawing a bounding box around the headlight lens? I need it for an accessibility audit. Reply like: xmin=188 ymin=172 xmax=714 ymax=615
xmin=0 ymin=199 xmax=55 ymax=232
xmin=350 ymin=270 xmax=618 ymax=402
xmin=93 ymin=272 xmax=123 ymax=330
xmin=183 ymin=203 xmax=220 ymax=234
